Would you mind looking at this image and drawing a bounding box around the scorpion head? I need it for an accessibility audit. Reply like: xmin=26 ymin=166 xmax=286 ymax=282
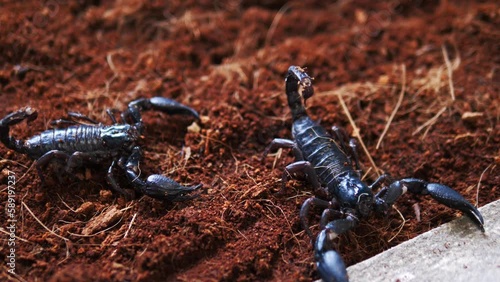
xmin=102 ymin=124 xmax=141 ymax=151
xmin=356 ymin=192 xmax=374 ymax=218
xmin=335 ymin=172 xmax=374 ymax=217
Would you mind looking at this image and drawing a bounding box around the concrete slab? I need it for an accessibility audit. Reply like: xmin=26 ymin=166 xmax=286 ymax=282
xmin=347 ymin=200 xmax=500 ymax=282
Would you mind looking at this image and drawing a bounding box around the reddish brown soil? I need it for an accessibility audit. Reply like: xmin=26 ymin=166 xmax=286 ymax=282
xmin=1 ymin=1 xmax=498 ymax=281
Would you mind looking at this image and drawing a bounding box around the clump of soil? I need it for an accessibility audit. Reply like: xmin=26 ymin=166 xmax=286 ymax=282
xmin=1 ymin=1 xmax=498 ymax=281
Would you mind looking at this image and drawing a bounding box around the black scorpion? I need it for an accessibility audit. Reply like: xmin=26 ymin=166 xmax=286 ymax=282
xmin=0 ymin=97 xmax=201 ymax=201
xmin=262 ymin=66 xmax=484 ymax=282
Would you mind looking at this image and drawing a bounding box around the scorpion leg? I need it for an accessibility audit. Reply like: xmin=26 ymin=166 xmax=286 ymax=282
xmin=330 ymin=126 xmax=349 ymax=152
xmin=315 ymin=215 xmax=358 ymax=282
xmin=50 ymin=119 xmax=81 ymax=128
xmin=35 ymin=150 xmax=71 ymax=183
xmin=67 ymin=112 xmax=99 ymax=124
xmin=50 ymin=112 xmax=99 ymax=128
xmin=348 ymin=139 xmax=361 ymax=171
xmin=369 ymin=173 xmax=392 ymax=190
xmin=261 ymin=138 xmax=303 ymax=163
xmin=123 ymin=97 xmax=200 ymax=124
xmin=331 ymin=126 xmax=361 ymax=171
xmin=66 ymin=152 xmax=84 ymax=174
xmin=282 ymin=160 xmax=320 ymax=194
xmin=65 ymin=151 xmax=102 ymax=176
xmin=374 ymin=178 xmax=484 ymax=232
xmin=106 ymin=109 xmax=120 ymax=124
xmin=300 ymin=197 xmax=340 ymax=240
xmin=122 ymin=146 xmax=201 ymax=201
xmin=106 ymin=158 xmax=133 ymax=197
xmin=319 ymin=207 xmax=345 ymax=231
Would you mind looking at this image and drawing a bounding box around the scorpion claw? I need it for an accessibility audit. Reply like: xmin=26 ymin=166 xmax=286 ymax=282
xmin=315 ymin=229 xmax=349 ymax=282
xmin=140 ymin=174 xmax=202 ymax=201
xmin=123 ymin=147 xmax=202 ymax=201
xmin=141 ymin=174 xmax=202 ymax=200
xmin=125 ymin=97 xmax=199 ymax=123
xmin=400 ymin=178 xmax=485 ymax=232
xmin=314 ymin=218 xmax=357 ymax=282
xmin=426 ymin=183 xmax=484 ymax=232
xmin=148 ymin=97 xmax=200 ymax=119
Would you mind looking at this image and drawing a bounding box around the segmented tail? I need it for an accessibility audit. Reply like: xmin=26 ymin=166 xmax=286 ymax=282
xmin=285 ymin=66 xmax=314 ymax=121
xmin=0 ymin=107 xmax=37 ymax=154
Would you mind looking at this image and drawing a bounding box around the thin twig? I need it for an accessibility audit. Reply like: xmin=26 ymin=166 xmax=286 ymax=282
xmin=388 ymin=206 xmax=406 ymax=242
xmin=476 ymin=164 xmax=493 ymax=207
xmin=6 ymin=271 xmax=28 ymax=282
xmin=336 ymin=93 xmax=380 ymax=176
xmin=123 ymin=212 xmax=137 ymax=239
xmin=376 ymin=65 xmax=406 ymax=149
xmin=57 ymin=194 xmax=77 ymax=213
xmin=442 ymin=45 xmax=456 ymax=101
xmin=106 ymin=53 xmax=120 ymax=77
xmin=0 ymin=227 xmax=31 ymax=243
xmin=265 ymin=3 xmax=291 ymax=46
xmin=412 ymin=106 xmax=447 ymax=137
xmin=272 ymin=148 xmax=283 ymax=170
xmin=261 ymin=199 xmax=301 ymax=249
xmin=21 ymin=201 xmax=69 ymax=241
xmin=361 ymin=166 xmax=373 ymax=181
xmin=17 ymin=162 xmax=35 ymax=183
xmin=236 ymin=228 xmax=249 ymax=241
xmin=0 ymin=157 xmax=29 ymax=168
xmin=67 ymin=217 xmax=124 ymax=237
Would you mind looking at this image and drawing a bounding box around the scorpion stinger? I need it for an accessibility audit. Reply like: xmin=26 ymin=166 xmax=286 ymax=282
xmin=262 ymin=66 xmax=485 ymax=282
xmin=0 ymin=97 xmax=200 ymax=202
xmin=0 ymin=107 xmax=38 ymax=154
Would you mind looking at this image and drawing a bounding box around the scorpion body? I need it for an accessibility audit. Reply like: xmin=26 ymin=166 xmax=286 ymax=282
xmin=0 ymin=97 xmax=201 ymax=201
xmin=14 ymin=123 xmax=138 ymax=160
xmin=292 ymin=113 xmax=370 ymax=212
xmin=263 ymin=66 xmax=484 ymax=282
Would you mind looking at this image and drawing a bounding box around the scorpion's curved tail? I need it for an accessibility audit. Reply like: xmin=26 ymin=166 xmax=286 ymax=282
xmin=0 ymin=107 xmax=38 ymax=154
xmin=286 ymin=66 xmax=314 ymax=121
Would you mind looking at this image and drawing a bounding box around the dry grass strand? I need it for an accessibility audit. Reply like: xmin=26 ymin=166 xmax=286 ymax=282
xmin=442 ymin=45 xmax=458 ymax=101
xmin=376 ymin=64 xmax=406 ymax=150
xmin=476 ymin=164 xmax=493 ymax=206
xmin=265 ymin=3 xmax=292 ymax=46
xmin=336 ymin=93 xmax=380 ymax=175
xmin=412 ymin=106 xmax=447 ymax=138
xmin=21 ymin=201 xmax=69 ymax=242
xmin=388 ymin=205 xmax=406 ymax=242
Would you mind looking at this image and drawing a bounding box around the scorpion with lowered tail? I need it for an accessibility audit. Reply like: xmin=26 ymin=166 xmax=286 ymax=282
xmin=0 ymin=97 xmax=201 ymax=201
xmin=263 ymin=66 xmax=484 ymax=282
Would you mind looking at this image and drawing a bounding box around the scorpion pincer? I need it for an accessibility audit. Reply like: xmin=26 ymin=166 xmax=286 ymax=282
xmin=0 ymin=97 xmax=201 ymax=201
xmin=262 ymin=66 xmax=484 ymax=282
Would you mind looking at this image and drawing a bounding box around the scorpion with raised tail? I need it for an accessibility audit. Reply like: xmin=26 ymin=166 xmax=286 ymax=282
xmin=0 ymin=97 xmax=201 ymax=201
xmin=262 ymin=66 xmax=484 ymax=282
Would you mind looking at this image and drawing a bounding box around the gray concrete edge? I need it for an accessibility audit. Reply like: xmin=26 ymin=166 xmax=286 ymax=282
xmin=346 ymin=200 xmax=500 ymax=282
